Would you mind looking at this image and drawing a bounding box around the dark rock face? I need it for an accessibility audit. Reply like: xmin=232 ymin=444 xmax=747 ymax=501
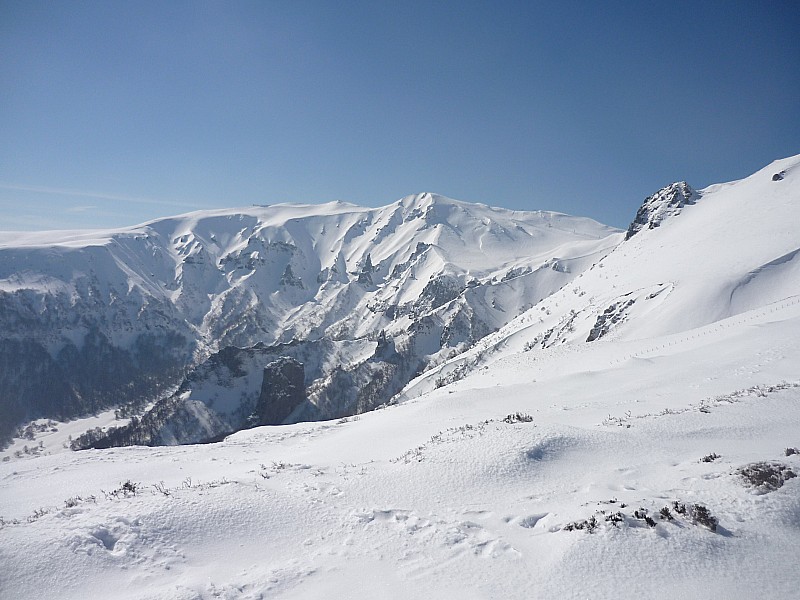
xmin=73 ymin=346 xmax=311 ymax=450
xmin=373 ymin=330 xmax=399 ymax=362
xmin=255 ymin=358 xmax=307 ymax=425
xmin=74 ymin=335 xmax=422 ymax=448
xmin=417 ymin=275 xmax=464 ymax=313
xmin=586 ymin=299 xmax=636 ymax=342
xmin=625 ymin=182 xmax=697 ymax=240
xmin=280 ymin=264 xmax=304 ymax=288
xmin=357 ymin=254 xmax=375 ymax=285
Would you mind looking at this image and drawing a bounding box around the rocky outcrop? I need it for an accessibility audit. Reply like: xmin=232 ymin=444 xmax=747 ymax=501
xmin=586 ymin=299 xmax=636 ymax=342
xmin=255 ymin=358 xmax=307 ymax=425
xmin=357 ymin=254 xmax=375 ymax=285
xmin=280 ymin=264 xmax=304 ymax=288
xmin=625 ymin=182 xmax=697 ymax=240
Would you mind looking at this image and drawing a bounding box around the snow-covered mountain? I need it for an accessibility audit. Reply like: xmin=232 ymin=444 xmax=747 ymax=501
xmin=0 ymin=193 xmax=619 ymax=445
xmin=405 ymin=155 xmax=800 ymax=399
xmin=2 ymin=156 xmax=799 ymax=600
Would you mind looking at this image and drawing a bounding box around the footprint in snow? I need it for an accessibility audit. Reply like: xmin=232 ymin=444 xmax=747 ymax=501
xmin=67 ymin=515 xmax=186 ymax=573
xmin=350 ymin=508 xmax=520 ymax=565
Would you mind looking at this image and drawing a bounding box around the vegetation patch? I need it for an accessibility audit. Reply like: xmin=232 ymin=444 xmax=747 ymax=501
xmin=561 ymin=500 xmax=719 ymax=534
xmin=503 ymin=412 xmax=534 ymax=424
xmin=738 ymin=462 xmax=796 ymax=493
xmin=393 ymin=414 xmax=535 ymax=463
xmin=700 ymin=452 xmax=721 ymax=463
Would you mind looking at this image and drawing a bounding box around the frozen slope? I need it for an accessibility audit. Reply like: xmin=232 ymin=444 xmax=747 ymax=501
xmin=564 ymin=154 xmax=800 ymax=339
xmin=1 ymin=286 xmax=798 ymax=599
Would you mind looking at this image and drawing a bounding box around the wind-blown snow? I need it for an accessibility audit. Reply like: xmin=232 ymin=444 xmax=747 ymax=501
xmin=403 ymin=154 xmax=800 ymax=400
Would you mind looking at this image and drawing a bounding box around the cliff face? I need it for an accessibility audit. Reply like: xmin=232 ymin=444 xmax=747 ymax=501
xmin=256 ymin=358 xmax=307 ymax=426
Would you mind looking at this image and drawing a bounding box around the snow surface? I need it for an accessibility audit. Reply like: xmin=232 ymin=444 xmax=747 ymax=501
xmin=2 ymin=158 xmax=800 ymax=598
xmin=1 ymin=298 xmax=798 ymax=599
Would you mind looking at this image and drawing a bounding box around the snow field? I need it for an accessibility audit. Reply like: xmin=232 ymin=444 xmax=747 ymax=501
xmin=2 ymin=297 xmax=799 ymax=599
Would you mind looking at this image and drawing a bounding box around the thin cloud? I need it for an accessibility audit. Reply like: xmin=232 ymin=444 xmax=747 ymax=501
xmin=65 ymin=205 xmax=98 ymax=213
xmin=0 ymin=183 xmax=199 ymax=210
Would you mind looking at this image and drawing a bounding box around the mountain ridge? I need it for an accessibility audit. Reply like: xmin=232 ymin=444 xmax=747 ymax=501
xmin=401 ymin=154 xmax=800 ymax=400
xmin=0 ymin=193 xmax=619 ymax=445
xmin=3 ymin=154 xmax=797 ymax=448
xmin=3 ymin=157 xmax=800 ymax=600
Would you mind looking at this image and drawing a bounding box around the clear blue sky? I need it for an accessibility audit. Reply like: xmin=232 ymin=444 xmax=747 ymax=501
xmin=1 ymin=0 xmax=798 ymax=230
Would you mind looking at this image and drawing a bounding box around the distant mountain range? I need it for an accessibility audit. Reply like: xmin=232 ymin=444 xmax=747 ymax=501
xmin=0 ymin=192 xmax=619 ymax=446
xmin=2 ymin=154 xmax=797 ymax=448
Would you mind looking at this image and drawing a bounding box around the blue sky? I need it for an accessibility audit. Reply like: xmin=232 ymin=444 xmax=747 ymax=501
xmin=1 ymin=1 xmax=798 ymax=231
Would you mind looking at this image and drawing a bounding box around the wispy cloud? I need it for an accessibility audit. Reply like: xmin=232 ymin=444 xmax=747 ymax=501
xmin=0 ymin=183 xmax=199 ymax=209
xmin=64 ymin=205 xmax=98 ymax=213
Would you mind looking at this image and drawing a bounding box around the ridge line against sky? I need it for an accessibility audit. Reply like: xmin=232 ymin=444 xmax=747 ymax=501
xmin=1 ymin=0 xmax=798 ymax=231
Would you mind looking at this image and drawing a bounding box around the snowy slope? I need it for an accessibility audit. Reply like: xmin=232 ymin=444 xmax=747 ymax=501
xmin=1 ymin=275 xmax=798 ymax=600
xmin=403 ymin=155 xmax=800 ymax=398
xmin=0 ymin=193 xmax=619 ymax=445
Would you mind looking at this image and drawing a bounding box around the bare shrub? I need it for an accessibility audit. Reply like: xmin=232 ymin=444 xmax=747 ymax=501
xmin=738 ymin=462 xmax=797 ymax=493
xmin=690 ymin=504 xmax=718 ymax=531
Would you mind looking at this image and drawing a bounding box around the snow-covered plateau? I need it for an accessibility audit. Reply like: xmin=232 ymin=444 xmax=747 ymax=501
xmin=1 ymin=155 xmax=799 ymax=599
